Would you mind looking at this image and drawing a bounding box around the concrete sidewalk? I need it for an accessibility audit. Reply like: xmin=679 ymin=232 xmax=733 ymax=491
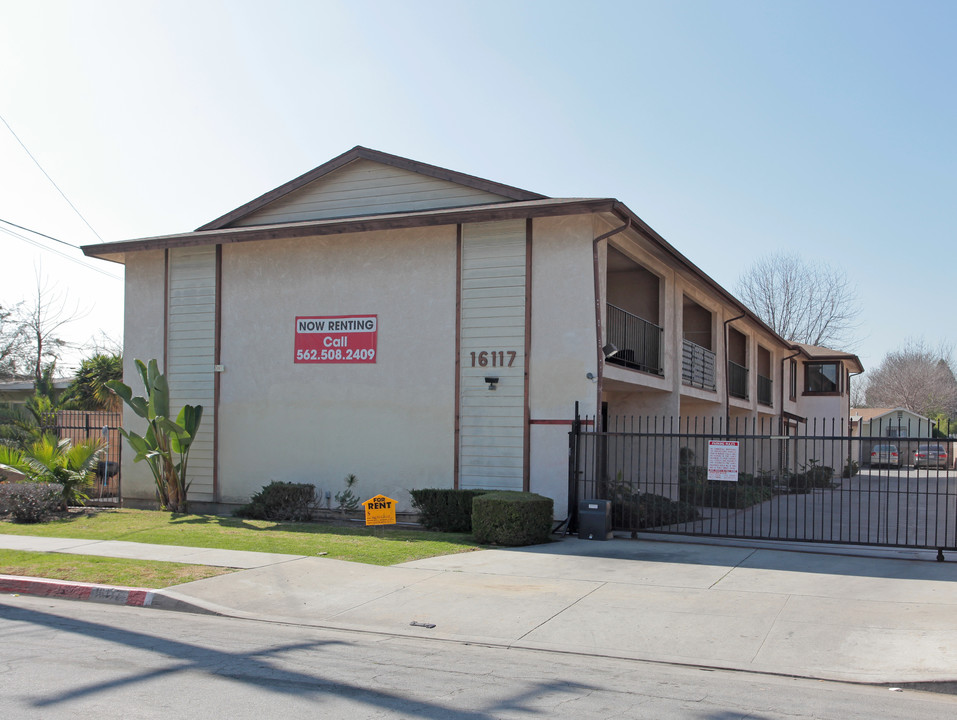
xmin=2 ymin=533 xmax=957 ymax=685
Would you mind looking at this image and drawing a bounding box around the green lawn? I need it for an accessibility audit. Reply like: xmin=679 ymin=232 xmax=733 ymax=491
xmin=0 ymin=549 xmax=235 ymax=588
xmin=0 ymin=508 xmax=482 ymax=565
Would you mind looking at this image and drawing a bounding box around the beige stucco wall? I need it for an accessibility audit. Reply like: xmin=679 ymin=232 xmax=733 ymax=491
xmin=119 ymin=250 xmax=167 ymax=505
xmin=217 ymin=226 xmax=457 ymax=510
xmin=528 ymin=215 xmax=599 ymax=514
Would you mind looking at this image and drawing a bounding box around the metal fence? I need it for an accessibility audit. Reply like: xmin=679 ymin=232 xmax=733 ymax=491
xmin=569 ymin=414 xmax=956 ymax=555
xmin=43 ymin=410 xmax=122 ymax=506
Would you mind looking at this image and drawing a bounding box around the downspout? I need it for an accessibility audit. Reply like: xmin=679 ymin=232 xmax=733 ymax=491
xmin=847 ymin=369 xmax=864 ymax=468
xmin=722 ymin=313 xmax=746 ymax=434
xmin=779 ymin=348 xmax=802 ymax=432
xmin=592 ymin=213 xmax=631 ymax=431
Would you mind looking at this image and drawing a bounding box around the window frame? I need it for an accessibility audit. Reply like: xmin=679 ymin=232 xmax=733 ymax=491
xmin=803 ymin=361 xmax=843 ymax=395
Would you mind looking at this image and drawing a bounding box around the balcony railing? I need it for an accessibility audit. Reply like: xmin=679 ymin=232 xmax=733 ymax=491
xmin=606 ymin=304 xmax=663 ymax=376
xmin=682 ymin=339 xmax=716 ymax=391
xmin=758 ymin=374 xmax=773 ymax=407
xmin=728 ymin=360 xmax=749 ymax=400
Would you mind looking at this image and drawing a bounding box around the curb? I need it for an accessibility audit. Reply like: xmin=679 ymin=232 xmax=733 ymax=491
xmin=1 ymin=574 xmax=156 ymax=607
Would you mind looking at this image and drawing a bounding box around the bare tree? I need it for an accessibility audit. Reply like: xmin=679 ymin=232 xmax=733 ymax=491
xmin=0 ymin=302 xmax=28 ymax=380
xmin=13 ymin=275 xmax=88 ymax=382
xmin=735 ymin=252 xmax=861 ymax=349
xmin=864 ymin=339 xmax=957 ymax=419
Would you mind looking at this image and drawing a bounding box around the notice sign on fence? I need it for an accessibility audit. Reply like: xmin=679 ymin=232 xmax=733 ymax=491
xmin=295 ymin=315 xmax=377 ymax=364
xmin=707 ymin=441 xmax=740 ymax=482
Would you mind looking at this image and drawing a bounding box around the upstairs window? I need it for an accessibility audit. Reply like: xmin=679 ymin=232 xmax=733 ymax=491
xmin=805 ymin=362 xmax=841 ymax=394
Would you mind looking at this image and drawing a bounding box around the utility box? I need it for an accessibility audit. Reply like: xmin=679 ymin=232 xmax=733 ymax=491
xmin=578 ymin=499 xmax=612 ymax=540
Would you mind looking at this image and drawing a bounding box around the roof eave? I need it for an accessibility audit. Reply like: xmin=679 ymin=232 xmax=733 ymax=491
xmin=82 ymin=198 xmax=617 ymax=260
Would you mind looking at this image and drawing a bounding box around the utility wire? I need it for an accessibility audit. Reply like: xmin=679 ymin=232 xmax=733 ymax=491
xmin=0 ymin=217 xmax=81 ymax=249
xmin=0 ymin=112 xmax=105 ymax=243
xmin=0 ymin=225 xmax=122 ymax=281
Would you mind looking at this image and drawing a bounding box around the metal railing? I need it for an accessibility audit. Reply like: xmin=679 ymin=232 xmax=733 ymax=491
xmin=606 ymin=304 xmax=663 ymax=375
xmin=682 ymin=339 xmax=716 ymax=390
xmin=728 ymin=360 xmax=749 ymax=399
xmin=41 ymin=410 xmax=122 ymax=506
xmin=758 ymin=374 xmax=773 ymax=406
xmin=569 ymin=414 xmax=957 ymax=553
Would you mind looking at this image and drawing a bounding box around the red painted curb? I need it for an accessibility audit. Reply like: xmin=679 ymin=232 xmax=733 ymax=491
xmin=0 ymin=575 xmax=154 ymax=607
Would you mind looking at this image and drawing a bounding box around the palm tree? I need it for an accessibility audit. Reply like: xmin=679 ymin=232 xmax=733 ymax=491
xmin=66 ymin=354 xmax=123 ymax=411
xmin=0 ymin=434 xmax=104 ymax=506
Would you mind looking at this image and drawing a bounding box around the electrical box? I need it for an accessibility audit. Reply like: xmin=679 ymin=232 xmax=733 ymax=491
xmin=578 ymin=499 xmax=612 ymax=540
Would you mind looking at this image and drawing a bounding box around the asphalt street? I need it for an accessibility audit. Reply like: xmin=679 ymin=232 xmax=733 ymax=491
xmin=2 ymin=595 xmax=955 ymax=720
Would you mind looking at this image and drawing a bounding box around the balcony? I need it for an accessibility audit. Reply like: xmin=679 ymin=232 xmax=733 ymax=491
xmin=606 ymin=304 xmax=663 ymax=376
xmin=682 ymin=339 xmax=716 ymax=391
xmin=758 ymin=374 xmax=773 ymax=407
xmin=728 ymin=360 xmax=749 ymax=400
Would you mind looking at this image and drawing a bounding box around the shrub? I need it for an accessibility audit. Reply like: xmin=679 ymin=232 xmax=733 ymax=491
xmin=409 ymin=488 xmax=489 ymax=532
xmin=842 ymin=460 xmax=859 ymax=478
xmin=471 ymin=491 xmax=553 ymax=546
xmin=635 ymin=493 xmax=700 ymax=528
xmin=234 ymin=481 xmax=317 ymax=521
xmin=0 ymin=482 xmax=64 ymax=523
xmin=335 ymin=473 xmax=361 ymax=513
xmin=0 ymin=434 xmax=102 ymax=507
xmin=787 ymin=463 xmax=836 ymax=492
xmin=680 ymin=476 xmax=774 ymax=508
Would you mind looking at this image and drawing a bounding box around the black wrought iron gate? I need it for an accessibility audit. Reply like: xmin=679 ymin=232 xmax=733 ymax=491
xmin=569 ymin=414 xmax=957 ymax=554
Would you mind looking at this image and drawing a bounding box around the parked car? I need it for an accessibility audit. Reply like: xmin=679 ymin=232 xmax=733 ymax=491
xmin=912 ymin=444 xmax=949 ymax=469
xmin=870 ymin=444 xmax=900 ymax=467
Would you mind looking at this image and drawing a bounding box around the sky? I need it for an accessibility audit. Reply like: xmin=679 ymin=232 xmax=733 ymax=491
xmin=1 ymin=0 xmax=954 ymax=377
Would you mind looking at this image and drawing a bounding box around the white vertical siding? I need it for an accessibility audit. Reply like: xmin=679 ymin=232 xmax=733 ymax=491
xmin=459 ymin=220 xmax=526 ymax=491
xmin=167 ymin=246 xmax=216 ymax=501
xmin=234 ymin=159 xmax=509 ymax=226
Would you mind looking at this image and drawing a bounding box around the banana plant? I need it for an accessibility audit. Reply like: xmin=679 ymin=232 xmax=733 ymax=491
xmin=107 ymin=359 xmax=203 ymax=513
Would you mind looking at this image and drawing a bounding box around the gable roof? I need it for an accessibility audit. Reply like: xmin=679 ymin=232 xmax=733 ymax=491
xmin=197 ymin=146 xmax=547 ymax=231
xmin=851 ymin=407 xmax=930 ymax=423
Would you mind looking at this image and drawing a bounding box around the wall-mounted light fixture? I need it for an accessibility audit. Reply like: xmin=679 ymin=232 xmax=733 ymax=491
xmin=485 ymin=376 xmax=499 ymax=391
xmin=586 ymin=372 xmax=596 ymax=381
xmin=602 ymin=343 xmax=619 ymax=359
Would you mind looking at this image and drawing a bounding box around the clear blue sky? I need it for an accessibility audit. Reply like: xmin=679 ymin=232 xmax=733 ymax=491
xmin=1 ymin=0 xmax=954 ymax=374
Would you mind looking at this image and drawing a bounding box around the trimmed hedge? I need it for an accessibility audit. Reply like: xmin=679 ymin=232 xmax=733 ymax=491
xmin=234 ymin=481 xmax=317 ymax=521
xmin=0 ymin=482 xmax=65 ymax=523
xmin=409 ymin=488 xmax=489 ymax=532
xmin=471 ymin=491 xmax=553 ymax=546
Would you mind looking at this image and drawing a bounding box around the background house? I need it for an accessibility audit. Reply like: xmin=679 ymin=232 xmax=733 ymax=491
xmin=84 ymin=147 xmax=862 ymax=515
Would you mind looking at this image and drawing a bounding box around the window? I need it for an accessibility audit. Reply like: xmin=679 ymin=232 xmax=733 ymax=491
xmin=804 ymin=362 xmax=841 ymax=394
xmin=789 ymin=359 xmax=797 ymax=400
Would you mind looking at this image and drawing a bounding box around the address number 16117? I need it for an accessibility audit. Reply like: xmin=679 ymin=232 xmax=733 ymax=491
xmin=469 ymin=350 xmax=517 ymax=368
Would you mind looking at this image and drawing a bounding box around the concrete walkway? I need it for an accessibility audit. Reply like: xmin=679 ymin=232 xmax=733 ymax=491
xmin=2 ymin=532 xmax=957 ymax=685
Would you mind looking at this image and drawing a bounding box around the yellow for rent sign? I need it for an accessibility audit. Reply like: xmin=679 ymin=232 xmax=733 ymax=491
xmin=362 ymin=494 xmax=397 ymax=526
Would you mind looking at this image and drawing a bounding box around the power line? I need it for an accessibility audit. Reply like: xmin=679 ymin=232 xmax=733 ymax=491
xmin=0 ymin=217 xmax=81 ymax=249
xmin=0 ymin=225 xmax=122 ymax=281
xmin=0 ymin=112 xmax=105 ymax=243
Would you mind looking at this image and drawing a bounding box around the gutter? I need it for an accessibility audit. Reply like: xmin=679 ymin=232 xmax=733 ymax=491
xmin=779 ymin=348 xmax=803 ymax=430
xmin=592 ymin=209 xmax=631 ymax=431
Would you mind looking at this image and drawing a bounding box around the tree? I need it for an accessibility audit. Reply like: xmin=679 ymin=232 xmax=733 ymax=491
xmin=0 ymin=302 xmax=27 ymax=380
xmin=864 ymin=340 xmax=957 ymax=420
xmin=735 ymin=252 xmax=861 ymax=349
xmin=107 ymin=359 xmax=203 ymax=513
xmin=66 ymin=354 xmax=123 ymax=411
xmin=15 ymin=277 xmax=87 ymax=383
xmin=0 ymin=434 xmax=104 ymax=506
